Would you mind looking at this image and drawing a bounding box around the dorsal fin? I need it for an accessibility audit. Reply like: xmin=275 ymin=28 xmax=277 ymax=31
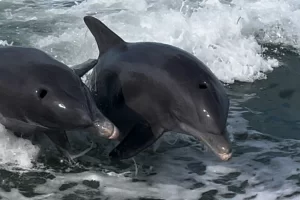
xmin=83 ymin=16 xmax=125 ymax=56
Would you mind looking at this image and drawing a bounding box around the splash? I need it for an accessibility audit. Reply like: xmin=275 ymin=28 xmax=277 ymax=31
xmin=27 ymin=0 xmax=300 ymax=83
xmin=0 ymin=124 xmax=39 ymax=169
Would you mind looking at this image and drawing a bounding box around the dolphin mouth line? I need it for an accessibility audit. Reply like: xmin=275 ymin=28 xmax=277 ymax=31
xmin=179 ymin=123 xmax=232 ymax=161
xmin=186 ymin=128 xmax=232 ymax=161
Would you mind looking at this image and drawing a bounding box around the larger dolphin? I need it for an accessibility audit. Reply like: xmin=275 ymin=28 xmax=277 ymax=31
xmin=73 ymin=16 xmax=232 ymax=161
xmin=0 ymin=46 xmax=119 ymax=161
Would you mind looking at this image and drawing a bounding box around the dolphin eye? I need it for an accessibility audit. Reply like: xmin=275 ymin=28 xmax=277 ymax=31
xmin=199 ymin=82 xmax=208 ymax=89
xmin=37 ymin=88 xmax=48 ymax=99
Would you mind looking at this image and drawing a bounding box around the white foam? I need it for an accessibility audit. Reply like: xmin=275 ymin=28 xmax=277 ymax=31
xmin=0 ymin=40 xmax=13 ymax=46
xmin=0 ymin=124 xmax=39 ymax=169
xmin=28 ymin=0 xmax=300 ymax=83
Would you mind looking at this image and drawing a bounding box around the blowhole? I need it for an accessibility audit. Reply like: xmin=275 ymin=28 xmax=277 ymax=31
xmin=37 ymin=88 xmax=48 ymax=99
xmin=199 ymin=83 xmax=208 ymax=89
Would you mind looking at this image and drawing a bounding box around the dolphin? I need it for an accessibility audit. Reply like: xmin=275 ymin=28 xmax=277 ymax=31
xmin=72 ymin=16 xmax=232 ymax=161
xmin=0 ymin=46 xmax=119 ymax=161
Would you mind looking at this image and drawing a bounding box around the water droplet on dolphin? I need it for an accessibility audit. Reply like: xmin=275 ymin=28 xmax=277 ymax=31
xmin=58 ymin=103 xmax=66 ymax=109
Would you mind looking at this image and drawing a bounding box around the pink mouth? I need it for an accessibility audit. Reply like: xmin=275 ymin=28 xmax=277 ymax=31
xmin=108 ymin=125 xmax=120 ymax=140
xmin=218 ymin=152 xmax=232 ymax=161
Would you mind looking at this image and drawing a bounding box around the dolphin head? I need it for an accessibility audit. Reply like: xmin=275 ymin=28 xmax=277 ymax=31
xmin=173 ymin=79 xmax=232 ymax=160
xmin=27 ymin=62 xmax=119 ymax=139
xmin=168 ymin=56 xmax=232 ymax=161
xmin=0 ymin=47 xmax=119 ymax=139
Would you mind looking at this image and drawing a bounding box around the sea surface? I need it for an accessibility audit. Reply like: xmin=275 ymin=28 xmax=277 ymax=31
xmin=0 ymin=0 xmax=300 ymax=199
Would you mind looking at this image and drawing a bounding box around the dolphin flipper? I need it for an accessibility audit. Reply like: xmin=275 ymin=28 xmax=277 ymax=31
xmin=44 ymin=131 xmax=94 ymax=163
xmin=44 ymin=131 xmax=72 ymax=157
xmin=71 ymin=59 xmax=98 ymax=77
xmin=109 ymin=123 xmax=163 ymax=160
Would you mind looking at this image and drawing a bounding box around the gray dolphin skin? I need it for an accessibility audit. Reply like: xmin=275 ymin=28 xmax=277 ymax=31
xmin=73 ymin=16 xmax=232 ymax=161
xmin=0 ymin=46 xmax=119 ymax=160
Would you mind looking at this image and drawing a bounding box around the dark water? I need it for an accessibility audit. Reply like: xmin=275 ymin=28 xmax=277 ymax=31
xmin=0 ymin=0 xmax=300 ymax=200
xmin=230 ymin=45 xmax=300 ymax=140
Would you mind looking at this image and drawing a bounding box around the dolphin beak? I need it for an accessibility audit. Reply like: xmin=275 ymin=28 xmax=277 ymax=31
xmin=88 ymin=120 xmax=120 ymax=140
xmin=179 ymin=124 xmax=232 ymax=161
xmin=198 ymin=132 xmax=232 ymax=161
xmin=81 ymin=85 xmax=120 ymax=140
xmin=218 ymin=151 xmax=232 ymax=161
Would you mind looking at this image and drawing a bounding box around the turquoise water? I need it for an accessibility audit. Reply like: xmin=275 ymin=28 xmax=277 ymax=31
xmin=0 ymin=0 xmax=300 ymax=199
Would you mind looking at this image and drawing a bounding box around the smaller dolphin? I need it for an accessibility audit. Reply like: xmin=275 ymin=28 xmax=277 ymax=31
xmin=73 ymin=16 xmax=232 ymax=161
xmin=0 ymin=46 xmax=119 ymax=161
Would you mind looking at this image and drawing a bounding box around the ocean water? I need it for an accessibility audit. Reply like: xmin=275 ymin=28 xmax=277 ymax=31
xmin=0 ymin=0 xmax=300 ymax=199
